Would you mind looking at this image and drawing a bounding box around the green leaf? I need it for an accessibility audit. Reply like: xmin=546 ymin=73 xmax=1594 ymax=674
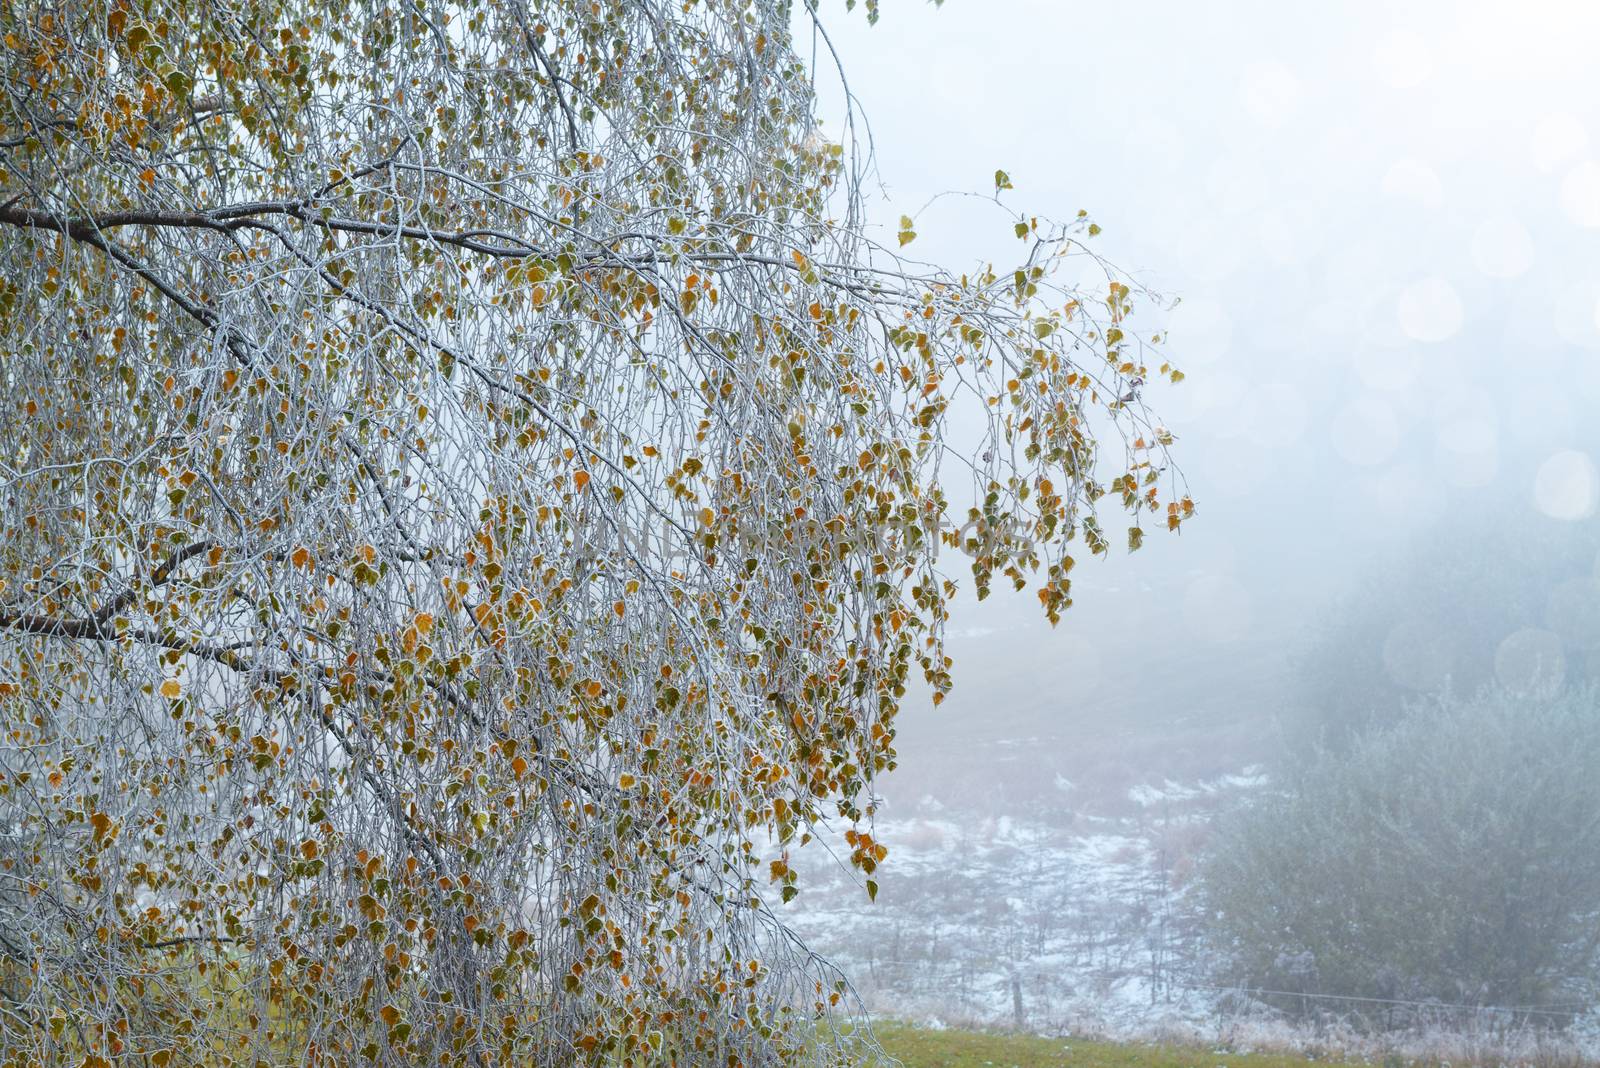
xmin=994 ymin=169 xmax=1012 ymax=192
xmin=866 ymin=879 xmax=878 ymax=902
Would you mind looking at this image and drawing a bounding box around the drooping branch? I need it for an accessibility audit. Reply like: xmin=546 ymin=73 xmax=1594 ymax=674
xmin=0 ymin=1 xmax=1188 ymax=1062
xmin=88 ymin=539 xmax=216 ymax=627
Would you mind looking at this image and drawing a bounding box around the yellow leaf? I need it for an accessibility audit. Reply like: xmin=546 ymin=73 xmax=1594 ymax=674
xmin=160 ymin=679 xmax=181 ymax=699
xmin=897 ymin=215 xmax=916 ymax=247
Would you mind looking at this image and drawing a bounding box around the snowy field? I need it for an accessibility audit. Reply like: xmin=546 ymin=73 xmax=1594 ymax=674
xmin=772 ymin=763 xmax=1600 ymax=1062
xmin=774 ymin=766 xmax=1266 ymax=1033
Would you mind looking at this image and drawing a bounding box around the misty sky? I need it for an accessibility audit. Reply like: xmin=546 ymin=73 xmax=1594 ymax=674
xmin=803 ymin=0 xmax=1600 ymax=753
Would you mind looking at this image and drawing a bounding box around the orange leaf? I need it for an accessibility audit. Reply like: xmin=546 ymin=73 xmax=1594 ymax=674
xmin=573 ymin=470 xmax=590 ymax=491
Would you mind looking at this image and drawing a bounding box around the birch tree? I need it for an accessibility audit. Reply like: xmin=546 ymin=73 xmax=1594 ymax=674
xmin=0 ymin=0 xmax=1188 ymax=1062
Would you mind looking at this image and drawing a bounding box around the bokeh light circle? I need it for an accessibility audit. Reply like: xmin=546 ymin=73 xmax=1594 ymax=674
xmin=1470 ymin=217 xmax=1534 ymax=278
xmin=1397 ymin=277 xmax=1464 ymax=342
xmin=1382 ymin=618 xmax=1455 ymax=693
xmin=1331 ymin=397 xmax=1402 ymax=467
xmin=1494 ymin=627 xmax=1566 ymax=695
xmin=1382 ymin=160 xmax=1442 ymax=209
xmin=1562 ymin=161 xmax=1600 ymax=227
xmin=1372 ymin=29 xmax=1434 ymax=89
xmin=1532 ymin=113 xmax=1589 ymax=173
xmin=1533 ymin=449 xmax=1599 ymax=520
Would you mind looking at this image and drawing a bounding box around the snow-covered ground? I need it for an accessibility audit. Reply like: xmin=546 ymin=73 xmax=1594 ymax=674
xmin=770 ymin=759 xmax=1600 ymax=1061
xmin=771 ymin=767 xmax=1268 ymax=1034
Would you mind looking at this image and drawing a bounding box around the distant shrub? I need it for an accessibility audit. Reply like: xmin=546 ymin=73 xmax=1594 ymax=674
xmin=1201 ymin=686 xmax=1600 ymax=1021
xmin=1290 ymin=507 xmax=1600 ymax=752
